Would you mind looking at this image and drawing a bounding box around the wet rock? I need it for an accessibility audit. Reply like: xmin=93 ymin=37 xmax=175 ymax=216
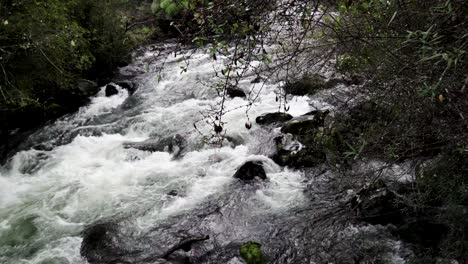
xmin=343 ymin=74 xmax=365 ymax=86
xmin=105 ymin=84 xmax=119 ymax=97
xmin=350 ymin=180 xmax=407 ymax=225
xmin=80 ymin=222 xmax=129 ymax=263
xmin=116 ymin=81 xmax=137 ymax=95
xmin=283 ymin=74 xmax=334 ymax=96
xmin=76 ymin=79 xmax=98 ymax=96
xmin=255 ymin=112 xmax=293 ymax=126
xmin=272 ymin=135 xmax=326 ymax=167
xmin=124 ymin=134 xmax=186 ymax=159
xmin=251 ymin=76 xmax=265 ymax=84
xmin=161 ymin=235 xmax=209 ymax=258
xmin=281 ymin=110 xmax=329 ymax=135
xmin=233 ymin=161 xmax=267 ymax=181
xmin=167 ymin=190 xmax=178 ymax=196
xmin=226 ymin=86 xmax=246 ymax=98
xmin=273 ymin=147 xmax=326 ymax=168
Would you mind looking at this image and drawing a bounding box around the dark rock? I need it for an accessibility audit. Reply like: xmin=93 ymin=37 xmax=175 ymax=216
xmin=81 ymin=222 xmax=130 ymax=263
xmin=160 ymin=235 xmax=209 ymax=258
xmin=271 ymin=135 xmax=326 ymax=168
xmin=392 ymin=219 xmax=449 ymax=248
xmin=116 ymin=81 xmax=137 ymax=95
xmin=105 ymin=84 xmax=119 ymax=97
xmin=226 ymin=87 xmax=246 ymax=98
xmin=350 ymin=180 xmax=407 ymax=225
xmin=283 ymin=74 xmax=331 ymax=96
xmin=233 ymin=161 xmax=267 ymax=181
xmin=273 ymin=148 xmax=326 ymax=168
xmin=251 ymin=76 xmax=265 ymax=84
xmin=167 ymin=190 xmax=178 ymax=196
xmin=256 ymin=112 xmax=293 ymax=126
xmin=76 ymin=79 xmax=98 ymax=97
xmin=343 ymin=74 xmax=365 ymax=86
xmin=281 ymin=110 xmax=330 ymax=135
xmin=124 ymin=134 xmax=187 ymax=159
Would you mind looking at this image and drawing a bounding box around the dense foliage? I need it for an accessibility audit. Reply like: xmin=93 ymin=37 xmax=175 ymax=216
xmin=0 ymin=0 xmax=153 ymax=136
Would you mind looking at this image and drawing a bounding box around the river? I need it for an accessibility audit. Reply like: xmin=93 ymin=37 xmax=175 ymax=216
xmin=0 ymin=42 xmax=410 ymax=264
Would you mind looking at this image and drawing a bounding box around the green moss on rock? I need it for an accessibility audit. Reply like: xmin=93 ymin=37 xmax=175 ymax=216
xmin=240 ymin=241 xmax=265 ymax=264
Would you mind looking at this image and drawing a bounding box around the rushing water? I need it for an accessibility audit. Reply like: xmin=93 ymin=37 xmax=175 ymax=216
xmin=0 ymin=43 xmax=410 ymax=264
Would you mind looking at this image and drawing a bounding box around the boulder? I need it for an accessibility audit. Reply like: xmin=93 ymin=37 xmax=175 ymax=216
xmin=160 ymin=235 xmax=210 ymax=258
xmin=255 ymin=112 xmax=293 ymax=126
xmin=105 ymin=84 xmax=119 ymax=97
xmin=350 ymin=180 xmax=406 ymax=225
xmin=283 ymin=74 xmax=330 ymax=96
xmin=226 ymin=86 xmax=246 ymax=98
xmin=233 ymin=161 xmax=267 ymax=181
xmin=271 ymin=135 xmax=326 ymax=168
xmin=273 ymin=148 xmax=326 ymax=168
xmin=123 ymin=134 xmax=186 ymax=159
xmin=281 ymin=110 xmax=329 ymax=135
xmin=116 ymin=81 xmax=137 ymax=95
xmin=80 ymin=221 xmax=128 ymax=263
xmin=76 ymin=79 xmax=98 ymax=97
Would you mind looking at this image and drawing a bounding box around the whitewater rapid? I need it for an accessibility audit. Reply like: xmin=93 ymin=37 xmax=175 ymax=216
xmin=0 ymin=44 xmax=319 ymax=263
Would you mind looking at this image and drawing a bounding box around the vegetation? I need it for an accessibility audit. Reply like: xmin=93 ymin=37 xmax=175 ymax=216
xmin=0 ymin=0 xmax=154 ymax=139
xmin=240 ymin=241 xmax=265 ymax=264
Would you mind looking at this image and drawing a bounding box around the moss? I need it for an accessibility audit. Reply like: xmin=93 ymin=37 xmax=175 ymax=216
xmin=240 ymin=241 xmax=265 ymax=264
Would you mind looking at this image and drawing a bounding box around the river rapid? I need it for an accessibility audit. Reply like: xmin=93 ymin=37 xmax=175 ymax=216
xmin=0 ymin=42 xmax=410 ymax=264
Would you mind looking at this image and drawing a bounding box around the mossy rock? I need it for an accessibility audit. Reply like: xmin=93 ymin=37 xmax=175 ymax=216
xmin=240 ymin=241 xmax=265 ymax=264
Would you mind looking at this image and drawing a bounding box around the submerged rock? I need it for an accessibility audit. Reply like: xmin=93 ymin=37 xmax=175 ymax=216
xmin=255 ymin=112 xmax=293 ymax=126
xmin=233 ymin=161 xmax=267 ymax=181
xmin=226 ymin=86 xmax=246 ymax=98
xmin=124 ymin=134 xmax=186 ymax=159
xmin=105 ymin=84 xmax=119 ymax=97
